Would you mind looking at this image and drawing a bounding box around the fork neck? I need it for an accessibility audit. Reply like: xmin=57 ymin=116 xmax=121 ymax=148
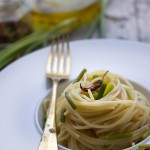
xmin=51 ymin=79 xmax=59 ymax=95
xmin=48 ymin=78 xmax=59 ymax=120
xmin=52 ymin=78 xmax=60 ymax=84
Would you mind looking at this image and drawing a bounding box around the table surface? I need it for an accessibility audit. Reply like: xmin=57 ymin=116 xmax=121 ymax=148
xmin=70 ymin=0 xmax=150 ymax=44
xmin=104 ymin=0 xmax=150 ymax=43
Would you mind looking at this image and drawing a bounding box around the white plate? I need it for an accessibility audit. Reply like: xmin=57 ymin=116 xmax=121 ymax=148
xmin=0 ymin=39 xmax=150 ymax=150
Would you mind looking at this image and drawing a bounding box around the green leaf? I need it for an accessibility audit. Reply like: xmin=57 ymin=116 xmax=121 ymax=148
xmin=0 ymin=30 xmax=46 ymax=69
xmin=0 ymin=18 xmax=76 ymax=70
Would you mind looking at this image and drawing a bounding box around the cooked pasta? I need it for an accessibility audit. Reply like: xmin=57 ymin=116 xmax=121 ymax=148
xmin=44 ymin=69 xmax=150 ymax=150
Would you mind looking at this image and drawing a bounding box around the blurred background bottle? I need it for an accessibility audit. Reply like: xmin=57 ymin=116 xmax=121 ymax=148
xmin=0 ymin=0 xmax=101 ymax=69
xmin=27 ymin=0 xmax=100 ymax=31
xmin=0 ymin=0 xmax=32 ymax=48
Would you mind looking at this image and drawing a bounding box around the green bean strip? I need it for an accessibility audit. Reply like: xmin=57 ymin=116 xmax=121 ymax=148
xmin=103 ymin=82 xmax=114 ymax=97
xmin=92 ymin=91 xmax=98 ymax=99
xmin=126 ymin=88 xmax=134 ymax=100
xmin=65 ymin=92 xmax=77 ymax=110
xmin=138 ymin=144 xmax=150 ymax=150
xmin=142 ymin=130 xmax=150 ymax=139
xmin=73 ymin=68 xmax=87 ymax=83
xmin=93 ymin=74 xmax=99 ymax=79
xmin=96 ymin=83 xmax=106 ymax=99
xmin=105 ymin=132 xmax=132 ymax=140
xmin=60 ymin=108 xmax=66 ymax=123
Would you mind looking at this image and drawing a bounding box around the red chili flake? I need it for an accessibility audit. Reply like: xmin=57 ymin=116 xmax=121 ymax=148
xmin=80 ymin=70 xmax=109 ymax=92
xmin=142 ymin=148 xmax=150 ymax=150
xmin=80 ymin=80 xmax=102 ymax=92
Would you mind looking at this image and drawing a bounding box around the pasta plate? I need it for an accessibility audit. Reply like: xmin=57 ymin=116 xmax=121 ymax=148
xmin=0 ymin=39 xmax=150 ymax=150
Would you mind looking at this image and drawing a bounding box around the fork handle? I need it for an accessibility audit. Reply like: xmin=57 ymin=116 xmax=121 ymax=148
xmin=38 ymin=79 xmax=59 ymax=150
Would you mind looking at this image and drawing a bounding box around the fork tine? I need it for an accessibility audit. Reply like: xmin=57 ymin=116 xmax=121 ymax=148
xmin=53 ymin=39 xmax=59 ymax=74
xmin=46 ymin=41 xmax=53 ymax=76
xmin=65 ymin=35 xmax=70 ymax=76
xmin=59 ymin=37 xmax=64 ymax=74
xmin=46 ymin=35 xmax=70 ymax=78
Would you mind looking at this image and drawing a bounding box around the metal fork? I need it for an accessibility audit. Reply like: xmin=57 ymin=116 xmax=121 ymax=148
xmin=38 ymin=36 xmax=70 ymax=150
